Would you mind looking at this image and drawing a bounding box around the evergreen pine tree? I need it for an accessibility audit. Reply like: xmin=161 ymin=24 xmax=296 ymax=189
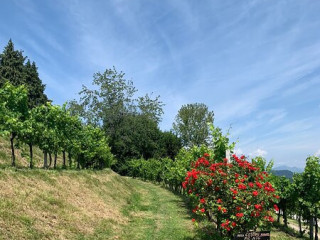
xmin=24 ymin=60 xmax=48 ymax=108
xmin=0 ymin=39 xmax=26 ymax=87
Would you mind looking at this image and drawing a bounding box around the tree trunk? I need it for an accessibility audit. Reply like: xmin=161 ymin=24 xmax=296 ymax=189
xmin=77 ymin=157 xmax=80 ymax=169
xmin=43 ymin=151 xmax=48 ymax=169
xmin=62 ymin=150 xmax=66 ymax=169
xmin=299 ymin=214 xmax=303 ymax=237
xmin=315 ymin=214 xmax=318 ymax=240
xmin=54 ymin=153 xmax=57 ymax=169
xmin=49 ymin=153 xmax=52 ymax=167
xmin=283 ymin=205 xmax=288 ymax=228
xmin=29 ymin=143 xmax=33 ymax=169
xmin=68 ymin=152 xmax=72 ymax=168
xmin=277 ymin=209 xmax=281 ymax=223
xmin=310 ymin=216 xmax=314 ymax=240
xmin=10 ymin=133 xmax=16 ymax=167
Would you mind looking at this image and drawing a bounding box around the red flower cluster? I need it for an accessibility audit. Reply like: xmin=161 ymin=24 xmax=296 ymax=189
xmin=183 ymin=153 xmax=279 ymax=236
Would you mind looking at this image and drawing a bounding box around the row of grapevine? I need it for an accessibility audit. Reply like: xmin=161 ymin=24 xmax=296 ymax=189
xmin=0 ymin=82 xmax=114 ymax=169
xmin=272 ymin=156 xmax=320 ymax=240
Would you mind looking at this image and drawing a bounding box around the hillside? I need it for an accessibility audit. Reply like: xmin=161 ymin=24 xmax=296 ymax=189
xmin=0 ymin=168 xmax=197 ymax=240
xmin=0 ymin=137 xmax=305 ymax=240
xmin=0 ymin=136 xmax=50 ymax=169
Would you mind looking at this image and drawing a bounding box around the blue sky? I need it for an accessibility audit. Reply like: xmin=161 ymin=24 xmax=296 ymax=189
xmin=1 ymin=0 xmax=320 ymax=169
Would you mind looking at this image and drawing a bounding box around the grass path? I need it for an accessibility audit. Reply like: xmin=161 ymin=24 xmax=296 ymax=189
xmin=106 ymin=179 xmax=195 ymax=240
xmin=85 ymin=178 xmax=302 ymax=240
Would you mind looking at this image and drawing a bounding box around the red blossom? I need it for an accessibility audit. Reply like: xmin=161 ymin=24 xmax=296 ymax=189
xmin=236 ymin=212 xmax=244 ymax=218
xmin=254 ymin=204 xmax=262 ymax=211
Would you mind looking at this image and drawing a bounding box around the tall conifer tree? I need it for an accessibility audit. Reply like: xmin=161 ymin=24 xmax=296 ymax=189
xmin=24 ymin=60 xmax=48 ymax=108
xmin=0 ymin=39 xmax=26 ymax=87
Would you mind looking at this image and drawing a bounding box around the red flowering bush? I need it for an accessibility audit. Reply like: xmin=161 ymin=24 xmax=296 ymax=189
xmin=182 ymin=153 xmax=279 ymax=236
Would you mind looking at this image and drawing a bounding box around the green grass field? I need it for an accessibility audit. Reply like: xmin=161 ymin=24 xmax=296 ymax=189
xmin=0 ymin=137 xmax=306 ymax=239
xmin=0 ymin=167 xmax=306 ymax=240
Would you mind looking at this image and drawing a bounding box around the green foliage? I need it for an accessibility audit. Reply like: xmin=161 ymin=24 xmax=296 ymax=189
xmin=0 ymin=83 xmax=114 ymax=169
xmin=157 ymin=131 xmax=182 ymax=160
xmin=173 ymin=103 xmax=214 ymax=147
xmin=0 ymin=82 xmax=29 ymax=166
xmin=24 ymin=60 xmax=48 ymax=108
xmin=0 ymin=82 xmax=29 ymax=133
xmin=76 ymin=125 xmax=114 ymax=169
xmin=126 ymin=124 xmax=234 ymax=192
xmin=0 ymin=39 xmax=26 ymax=87
xmin=251 ymin=156 xmax=274 ymax=172
xmin=0 ymin=40 xmax=48 ymax=107
xmin=127 ymin=158 xmax=173 ymax=182
xmin=69 ymin=66 xmax=170 ymax=172
xmin=209 ymin=124 xmax=235 ymax=161
xmin=111 ymin=114 xmax=162 ymax=173
xmin=137 ymin=93 xmax=164 ymax=124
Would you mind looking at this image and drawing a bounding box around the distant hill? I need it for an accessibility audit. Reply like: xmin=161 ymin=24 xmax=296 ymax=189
xmin=273 ymin=165 xmax=303 ymax=173
xmin=271 ymin=169 xmax=294 ymax=180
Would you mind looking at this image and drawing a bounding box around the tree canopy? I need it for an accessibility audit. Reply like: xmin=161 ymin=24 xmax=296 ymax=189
xmin=173 ymin=103 xmax=214 ymax=147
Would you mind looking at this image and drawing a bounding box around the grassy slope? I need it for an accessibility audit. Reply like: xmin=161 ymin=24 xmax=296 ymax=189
xmin=0 ymin=168 xmax=197 ymax=240
xmin=0 ymin=137 xmax=303 ymax=240
xmin=0 ymin=168 xmax=305 ymax=240
xmin=0 ymin=136 xmax=51 ymax=169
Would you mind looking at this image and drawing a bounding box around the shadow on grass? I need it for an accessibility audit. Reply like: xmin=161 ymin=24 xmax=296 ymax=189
xmin=272 ymin=222 xmax=309 ymax=239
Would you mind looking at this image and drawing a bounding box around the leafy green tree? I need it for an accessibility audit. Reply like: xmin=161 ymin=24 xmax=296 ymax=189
xmin=251 ymin=156 xmax=273 ymax=172
xmin=69 ymin=67 xmax=165 ymax=168
xmin=76 ymin=125 xmax=114 ymax=169
xmin=173 ymin=103 xmax=214 ymax=147
xmin=290 ymin=173 xmax=308 ymax=237
xmin=137 ymin=93 xmax=164 ymax=124
xmin=19 ymin=111 xmax=38 ymax=168
xmin=209 ymin=124 xmax=235 ymax=162
xmin=24 ymin=60 xmax=48 ymax=108
xmin=30 ymin=103 xmax=57 ymax=168
xmin=272 ymin=176 xmax=291 ymax=227
xmin=0 ymin=82 xmax=28 ymax=166
xmin=157 ymin=131 xmax=182 ymax=160
xmin=0 ymin=39 xmax=26 ymax=87
xmin=112 ymin=113 xmax=162 ymax=173
xmin=301 ymin=156 xmax=320 ymax=240
xmin=72 ymin=67 xmax=137 ymax=127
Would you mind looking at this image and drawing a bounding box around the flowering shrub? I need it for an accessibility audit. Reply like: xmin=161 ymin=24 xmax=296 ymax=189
xmin=182 ymin=153 xmax=279 ymax=236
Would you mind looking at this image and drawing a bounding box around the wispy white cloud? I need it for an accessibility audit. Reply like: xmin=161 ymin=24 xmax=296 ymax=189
xmin=249 ymin=148 xmax=268 ymax=158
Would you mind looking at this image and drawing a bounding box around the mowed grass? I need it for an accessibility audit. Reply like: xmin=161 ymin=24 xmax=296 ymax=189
xmin=0 ymin=135 xmax=308 ymax=240
xmin=0 ymin=168 xmax=196 ymax=240
xmin=0 ymin=167 xmax=305 ymax=240
xmin=0 ymin=168 xmax=133 ymax=239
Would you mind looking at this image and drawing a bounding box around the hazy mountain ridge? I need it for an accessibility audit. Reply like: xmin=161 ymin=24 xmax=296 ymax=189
xmin=273 ymin=165 xmax=303 ymax=173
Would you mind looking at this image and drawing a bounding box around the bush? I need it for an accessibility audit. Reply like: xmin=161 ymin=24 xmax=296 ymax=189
xmin=182 ymin=153 xmax=279 ymax=237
